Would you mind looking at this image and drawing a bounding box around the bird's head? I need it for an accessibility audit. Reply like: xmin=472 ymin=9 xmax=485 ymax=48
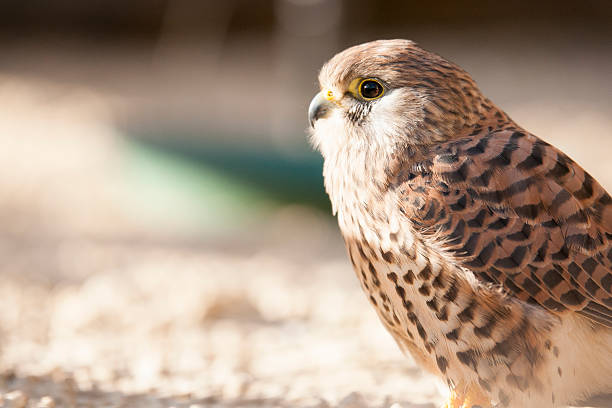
xmin=309 ymin=39 xmax=490 ymax=159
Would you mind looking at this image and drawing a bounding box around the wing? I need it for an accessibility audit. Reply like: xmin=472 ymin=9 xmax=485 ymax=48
xmin=396 ymin=129 xmax=612 ymax=327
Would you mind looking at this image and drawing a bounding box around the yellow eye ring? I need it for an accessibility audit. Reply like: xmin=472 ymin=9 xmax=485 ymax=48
xmin=357 ymin=78 xmax=385 ymax=100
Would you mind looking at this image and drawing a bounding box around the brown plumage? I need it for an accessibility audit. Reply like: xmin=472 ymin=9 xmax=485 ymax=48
xmin=308 ymin=40 xmax=612 ymax=408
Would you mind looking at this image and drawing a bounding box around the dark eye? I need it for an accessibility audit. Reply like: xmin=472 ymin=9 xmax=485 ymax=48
xmin=359 ymin=79 xmax=384 ymax=100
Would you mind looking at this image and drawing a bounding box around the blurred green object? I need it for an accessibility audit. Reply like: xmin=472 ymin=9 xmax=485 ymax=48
xmin=121 ymin=132 xmax=330 ymax=233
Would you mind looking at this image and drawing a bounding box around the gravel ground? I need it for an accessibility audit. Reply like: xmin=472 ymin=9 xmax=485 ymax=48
xmin=0 ymin=240 xmax=443 ymax=408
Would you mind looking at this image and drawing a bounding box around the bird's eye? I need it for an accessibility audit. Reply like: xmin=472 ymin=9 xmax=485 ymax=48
xmin=358 ymin=79 xmax=384 ymax=100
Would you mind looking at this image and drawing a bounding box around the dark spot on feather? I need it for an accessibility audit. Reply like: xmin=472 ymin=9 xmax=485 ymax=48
xmin=381 ymin=250 xmax=394 ymax=263
xmin=407 ymin=312 xmax=418 ymax=324
xmin=498 ymin=391 xmax=510 ymax=407
xmin=532 ymin=242 xmax=549 ymax=263
xmin=585 ymin=278 xmax=599 ymax=296
xmin=403 ymin=270 xmax=415 ymax=284
xmin=574 ymin=173 xmax=594 ymax=200
xmin=547 ymin=157 xmax=570 ymax=179
xmin=495 ymin=245 xmax=528 ymax=268
xmin=416 ymin=322 xmax=427 ymax=341
xmin=418 ymin=283 xmax=431 ymax=296
xmin=566 ymin=210 xmax=589 ymax=225
xmin=543 ymin=298 xmax=567 ymax=312
xmin=461 ymin=233 xmax=480 ymax=255
xmin=436 ymin=356 xmax=448 ymax=373
xmin=551 ymin=190 xmax=572 ymax=211
xmin=457 ymin=300 xmax=476 ymax=322
xmin=442 ymin=161 xmax=470 ymax=183
xmin=426 ymin=297 xmax=439 ymax=311
xmin=356 ymin=242 xmax=367 ymax=260
xmin=518 ymin=141 xmax=544 ymax=170
xmin=560 ymin=289 xmax=586 ymax=306
xmin=474 ymin=315 xmax=497 ymax=338
xmin=466 ymin=137 xmax=489 ymax=155
xmin=418 ymin=264 xmax=432 ymax=280
xmin=582 ymin=258 xmax=598 ymax=275
xmin=368 ymin=262 xmax=380 ymax=287
xmin=551 ymin=245 xmax=570 ymax=261
xmin=471 ymin=169 xmax=493 ymax=187
xmin=568 ymin=262 xmax=581 ymax=278
xmin=515 ymin=204 xmax=541 ymax=220
xmin=423 ymin=202 xmax=437 ymax=220
xmin=393 ymin=313 xmax=400 ymax=325
xmin=602 ymin=273 xmax=612 ymax=293
xmin=492 ymin=337 xmax=513 ymax=358
xmin=450 ymin=195 xmax=467 ymax=211
xmin=406 ymin=328 xmax=414 ymax=339
xmin=456 ymin=349 xmax=478 ymax=370
xmin=505 ymin=178 xmax=535 ymax=196
xmin=467 ymin=210 xmax=487 ymax=228
xmin=465 ymin=241 xmax=496 ymax=267
xmin=436 ymin=305 xmax=449 ymax=321
xmin=488 ymin=218 xmax=509 ymax=230
xmin=506 ymin=374 xmax=528 ymax=391
xmin=503 ymin=277 xmax=521 ymax=294
xmin=445 ymin=327 xmax=460 ymax=341
xmin=478 ymin=378 xmax=491 ymax=392
xmin=438 ymin=153 xmax=459 ymax=164
xmin=542 ymin=219 xmax=558 ymax=228
xmin=522 ymin=278 xmax=541 ymax=296
xmin=507 ymin=224 xmax=532 ymax=241
xmin=443 ymin=281 xmax=459 ymax=302
xmin=450 ymin=219 xmax=466 ymax=242
xmin=487 ymin=141 xmax=517 ymax=167
xmin=432 ymin=273 xmax=445 ymax=289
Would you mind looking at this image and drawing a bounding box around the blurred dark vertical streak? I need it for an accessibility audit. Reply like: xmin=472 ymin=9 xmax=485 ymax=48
xmin=271 ymin=0 xmax=342 ymax=142
xmin=154 ymin=0 xmax=236 ymax=64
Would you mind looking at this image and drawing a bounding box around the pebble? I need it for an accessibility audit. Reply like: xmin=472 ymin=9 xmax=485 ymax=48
xmin=37 ymin=396 xmax=56 ymax=408
xmin=4 ymin=390 xmax=28 ymax=408
xmin=388 ymin=402 xmax=436 ymax=408
xmin=306 ymin=398 xmax=330 ymax=408
xmin=337 ymin=392 xmax=368 ymax=408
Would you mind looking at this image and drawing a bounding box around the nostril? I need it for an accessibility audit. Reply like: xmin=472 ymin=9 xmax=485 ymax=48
xmin=310 ymin=104 xmax=329 ymax=127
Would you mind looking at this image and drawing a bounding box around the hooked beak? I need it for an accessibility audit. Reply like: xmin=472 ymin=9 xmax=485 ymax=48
xmin=308 ymin=91 xmax=334 ymax=128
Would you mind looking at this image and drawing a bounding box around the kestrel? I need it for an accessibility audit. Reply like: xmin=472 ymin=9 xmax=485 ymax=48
xmin=308 ymin=40 xmax=612 ymax=408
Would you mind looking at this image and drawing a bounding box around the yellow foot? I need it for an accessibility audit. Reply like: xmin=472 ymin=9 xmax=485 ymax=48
xmin=442 ymin=384 xmax=491 ymax=408
xmin=442 ymin=388 xmax=462 ymax=408
xmin=462 ymin=385 xmax=491 ymax=408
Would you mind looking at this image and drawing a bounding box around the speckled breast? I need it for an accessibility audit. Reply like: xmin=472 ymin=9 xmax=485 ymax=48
xmin=340 ymin=204 xmax=457 ymax=375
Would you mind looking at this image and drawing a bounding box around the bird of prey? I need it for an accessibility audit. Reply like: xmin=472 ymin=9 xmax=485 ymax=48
xmin=308 ymin=40 xmax=612 ymax=408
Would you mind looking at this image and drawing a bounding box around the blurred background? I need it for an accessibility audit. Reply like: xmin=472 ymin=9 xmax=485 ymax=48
xmin=0 ymin=1 xmax=610 ymax=407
